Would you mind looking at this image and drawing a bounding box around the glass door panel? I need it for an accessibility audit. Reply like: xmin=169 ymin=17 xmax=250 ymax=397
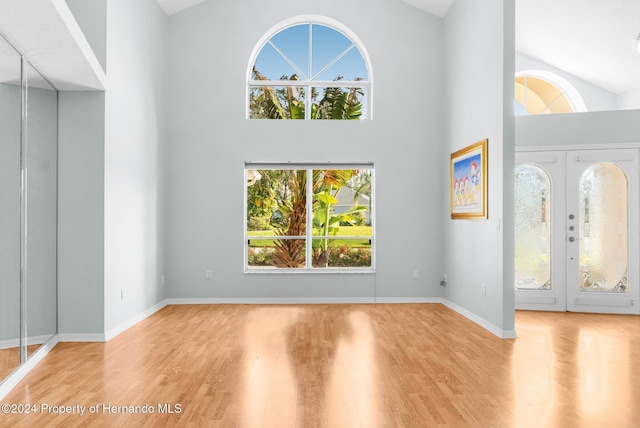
xmin=515 ymin=164 xmax=551 ymax=290
xmin=578 ymin=163 xmax=628 ymax=293
xmin=514 ymin=151 xmax=566 ymax=311
xmin=566 ymin=149 xmax=638 ymax=314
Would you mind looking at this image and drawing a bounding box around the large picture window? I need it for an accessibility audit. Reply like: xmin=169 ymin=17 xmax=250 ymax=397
xmin=247 ymin=16 xmax=372 ymax=120
xmin=245 ymin=163 xmax=374 ymax=272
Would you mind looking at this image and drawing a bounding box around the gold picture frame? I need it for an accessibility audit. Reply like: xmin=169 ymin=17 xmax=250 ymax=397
xmin=450 ymin=139 xmax=488 ymax=219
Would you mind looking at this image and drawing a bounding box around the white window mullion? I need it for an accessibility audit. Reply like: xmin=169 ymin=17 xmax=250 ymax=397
xmin=306 ymin=84 xmax=311 ymax=120
xmin=307 ymin=23 xmax=313 ymax=120
xmin=524 ymin=76 xmax=528 ymax=112
xmin=268 ymin=40 xmax=307 ymax=80
xmin=249 ymin=80 xmax=368 ymax=88
xmin=311 ymin=44 xmax=355 ymax=81
xmin=306 ymin=168 xmax=313 ymax=268
xmin=308 ymin=23 xmax=313 ymax=83
xmin=243 ymin=169 xmax=248 ymax=271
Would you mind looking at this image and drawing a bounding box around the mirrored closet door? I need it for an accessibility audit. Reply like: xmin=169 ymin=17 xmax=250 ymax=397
xmin=0 ymin=32 xmax=22 ymax=383
xmin=0 ymin=32 xmax=58 ymax=386
xmin=24 ymin=60 xmax=58 ymax=359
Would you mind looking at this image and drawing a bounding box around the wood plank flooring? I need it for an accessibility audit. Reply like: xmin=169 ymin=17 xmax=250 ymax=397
xmin=1 ymin=304 xmax=639 ymax=427
xmin=0 ymin=344 xmax=45 ymax=381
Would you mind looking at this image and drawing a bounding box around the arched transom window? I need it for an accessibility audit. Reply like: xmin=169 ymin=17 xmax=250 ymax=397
xmin=515 ymin=71 xmax=586 ymax=115
xmin=247 ymin=16 xmax=372 ymax=120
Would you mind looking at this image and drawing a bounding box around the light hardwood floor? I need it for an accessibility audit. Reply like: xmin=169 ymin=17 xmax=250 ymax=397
xmin=1 ymin=304 xmax=639 ymax=427
xmin=0 ymin=345 xmax=47 ymax=381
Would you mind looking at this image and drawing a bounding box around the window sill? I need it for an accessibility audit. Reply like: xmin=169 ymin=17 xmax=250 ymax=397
xmin=244 ymin=267 xmax=375 ymax=274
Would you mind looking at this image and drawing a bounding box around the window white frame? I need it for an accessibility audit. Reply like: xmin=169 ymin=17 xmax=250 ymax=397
xmin=244 ymin=162 xmax=375 ymax=273
xmin=246 ymin=15 xmax=373 ymax=120
xmin=516 ymin=70 xmax=587 ymax=114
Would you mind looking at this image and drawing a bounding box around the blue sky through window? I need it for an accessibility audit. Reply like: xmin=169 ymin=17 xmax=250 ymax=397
xmin=253 ymin=23 xmax=368 ymax=82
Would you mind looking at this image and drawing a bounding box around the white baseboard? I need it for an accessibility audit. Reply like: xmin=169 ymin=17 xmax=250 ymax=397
xmin=0 ymin=335 xmax=59 ymax=401
xmin=374 ymin=297 xmax=444 ymax=304
xmin=166 ymin=297 xmax=445 ymax=305
xmin=104 ymin=300 xmax=168 ymax=341
xmin=0 ymin=334 xmax=53 ymax=350
xmin=57 ymin=333 xmax=106 ymax=342
xmin=58 ymin=300 xmax=168 ymax=343
xmin=443 ymin=299 xmax=518 ymax=339
xmin=166 ymin=297 xmax=377 ymax=304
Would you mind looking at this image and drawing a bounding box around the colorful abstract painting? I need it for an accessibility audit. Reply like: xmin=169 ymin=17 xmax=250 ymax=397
xmin=450 ymin=139 xmax=487 ymax=219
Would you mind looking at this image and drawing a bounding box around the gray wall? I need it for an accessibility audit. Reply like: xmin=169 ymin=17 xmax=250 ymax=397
xmin=58 ymin=0 xmax=167 ymax=336
xmin=64 ymin=0 xmax=107 ymax=73
xmin=164 ymin=0 xmax=445 ymax=300
xmin=516 ymin=109 xmax=640 ymax=148
xmin=104 ymin=0 xmax=167 ymax=332
xmin=443 ymin=0 xmax=515 ymax=335
xmin=58 ymin=91 xmax=105 ymax=335
xmin=619 ymin=87 xmax=640 ymax=111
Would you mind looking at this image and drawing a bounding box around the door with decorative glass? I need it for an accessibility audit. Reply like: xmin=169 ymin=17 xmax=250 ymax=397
xmin=515 ymin=149 xmax=639 ymax=314
xmin=515 ymin=151 xmax=566 ymax=311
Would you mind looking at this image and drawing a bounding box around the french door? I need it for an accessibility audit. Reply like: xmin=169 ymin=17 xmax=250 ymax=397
xmin=515 ymin=148 xmax=639 ymax=314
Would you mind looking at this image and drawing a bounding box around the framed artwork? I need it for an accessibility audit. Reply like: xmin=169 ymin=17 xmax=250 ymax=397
xmin=450 ymin=139 xmax=487 ymax=219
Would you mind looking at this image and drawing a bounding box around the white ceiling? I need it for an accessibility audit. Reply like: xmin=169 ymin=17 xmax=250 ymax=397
xmin=155 ymin=0 xmax=640 ymax=95
xmin=154 ymin=0 xmax=456 ymax=18
xmin=0 ymin=0 xmax=105 ymax=90
xmin=517 ymin=0 xmax=640 ymax=94
xmin=2 ymin=0 xmax=636 ymax=95
xmin=155 ymin=0 xmax=207 ymax=16
xmin=399 ymin=0 xmax=456 ymax=18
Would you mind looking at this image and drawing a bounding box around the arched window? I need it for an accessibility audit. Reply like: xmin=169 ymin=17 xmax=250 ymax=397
xmin=515 ymin=71 xmax=586 ymax=115
xmin=247 ymin=16 xmax=372 ymax=120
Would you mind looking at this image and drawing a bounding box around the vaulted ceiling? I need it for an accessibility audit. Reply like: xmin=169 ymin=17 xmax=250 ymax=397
xmin=3 ymin=0 xmax=637 ymax=97
xmin=154 ymin=0 xmax=456 ymax=18
xmin=517 ymin=0 xmax=640 ymax=95
xmin=154 ymin=0 xmax=640 ymax=96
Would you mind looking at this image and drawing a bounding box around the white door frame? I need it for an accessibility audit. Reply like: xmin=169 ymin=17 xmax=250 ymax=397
xmin=565 ymin=148 xmax=639 ymax=314
xmin=515 ymin=144 xmax=640 ymax=314
xmin=515 ymin=151 xmax=566 ymax=311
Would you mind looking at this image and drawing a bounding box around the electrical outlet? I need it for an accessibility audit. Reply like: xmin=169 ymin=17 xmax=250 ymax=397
xmin=206 ymin=270 xmax=212 ymax=280
xmin=413 ymin=269 xmax=419 ymax=279
xmin=482 ymin=283 xmax=487 ymax=296
xmin=121 ymin=288 xmax=124 ymax=300
xmin=160 ymin=275 xmax=165 ymax=285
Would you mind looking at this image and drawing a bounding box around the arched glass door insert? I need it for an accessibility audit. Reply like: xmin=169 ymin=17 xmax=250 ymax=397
xmin=565 ymin=150 xmax=638 ymax=314
xmin=515 ymin=164 xmax=551 ymax=290
xmin=577 ymin=163 xmax=628 ymax=293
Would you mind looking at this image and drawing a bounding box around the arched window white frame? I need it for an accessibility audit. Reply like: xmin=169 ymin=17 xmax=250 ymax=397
xmin=515 ymin=70 xmax=587 ymax=115
xmin=246 ymin=15 xmax=373 ymax=120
